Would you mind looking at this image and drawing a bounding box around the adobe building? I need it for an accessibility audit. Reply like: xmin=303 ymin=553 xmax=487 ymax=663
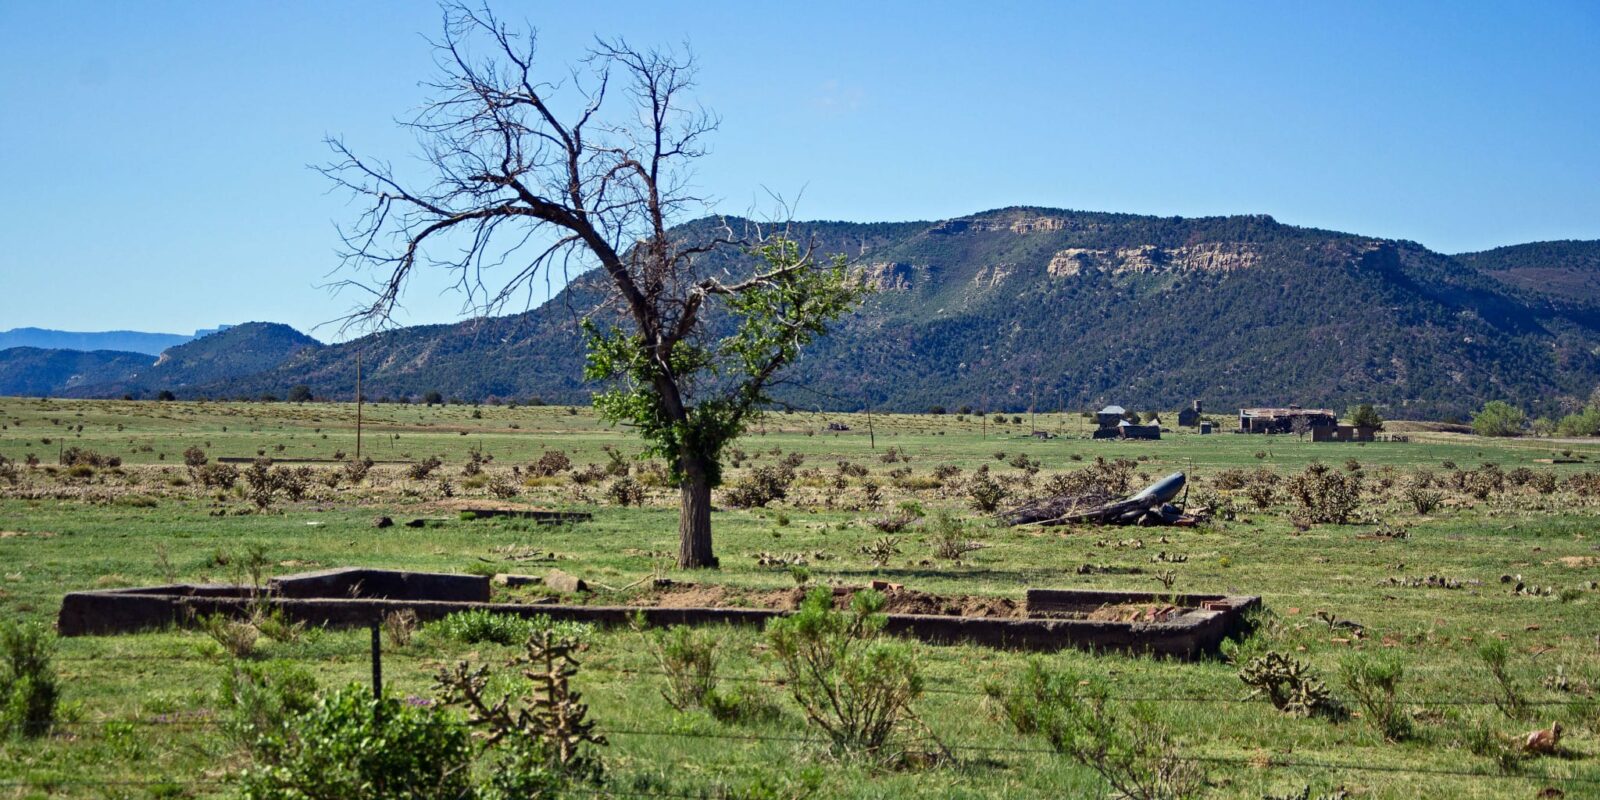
xmin=1238 ymin=406 xmax=1337 ymax=434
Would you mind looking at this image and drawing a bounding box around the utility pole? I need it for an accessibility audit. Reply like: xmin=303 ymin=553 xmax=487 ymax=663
xmin=355 ymin=348 xmax=363 ymax=460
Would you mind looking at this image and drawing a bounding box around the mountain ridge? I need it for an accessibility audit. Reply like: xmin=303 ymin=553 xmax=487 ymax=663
xmin=4 ymin=209 xmax=1598 ymax=417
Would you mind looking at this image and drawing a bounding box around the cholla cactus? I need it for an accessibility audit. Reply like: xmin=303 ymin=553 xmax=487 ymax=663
xmin=435 ymin=630 xmax=606 ymax=781
xmin=1238 ymin=652 xmax=1341 ymax=718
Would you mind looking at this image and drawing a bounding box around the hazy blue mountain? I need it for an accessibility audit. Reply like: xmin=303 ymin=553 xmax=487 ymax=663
xmin=0 ymin=328 xmax=194 ymax=356
xmin=0 ymin=323 xmax=318 ymax=398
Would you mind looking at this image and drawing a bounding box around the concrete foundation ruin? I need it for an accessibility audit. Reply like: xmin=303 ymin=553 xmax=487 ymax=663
xmin=57 ymin=567 xmax=1258 ymax=659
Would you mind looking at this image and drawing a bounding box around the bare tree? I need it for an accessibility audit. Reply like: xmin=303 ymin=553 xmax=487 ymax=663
xmin=320 ymin=4 xmax=861 ymax=567
xmin=1290 ymin=416 xmax=1312 ymax=440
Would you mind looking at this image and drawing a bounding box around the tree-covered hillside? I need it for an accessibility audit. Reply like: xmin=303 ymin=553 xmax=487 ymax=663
xmin=6 ymin=210 xmax=1598 ymax=418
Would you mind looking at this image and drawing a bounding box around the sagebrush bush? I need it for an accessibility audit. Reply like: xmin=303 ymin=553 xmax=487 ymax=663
xmin=219 ymin=660 xmax=318 ymax=751
xmin=766 ymin=588 xmax=922 ymax=758
xmin=60 ymin=446 xmax=120 ymax=468
xmin=342 ymin=457 xmax=373 ymax=484
xmin=1339 ymin=651 xmax=1412 ymax=741
xmin=407 ymin=455 xmax=443 ymax=481
xmin=986 ymin=660 xmax=1204 ymax=800
xmin=200 ymin=613 xmax=260 ymax=659
xmin=0 ymin=621 xmax=59 ymax=738
xmin=647 ymin=625 xmax=720 ymax=711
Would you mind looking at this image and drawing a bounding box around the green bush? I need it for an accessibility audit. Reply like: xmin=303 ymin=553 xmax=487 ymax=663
xmin=1472 ymin=401 xmax=1527 ymax=437
xmin=766 ymin=587 xmax=922 ymax=758
xmin=965 ymin=468 xmax=1008 ymax=512
xmin=238 ymin=684 xmax=474 ymax=800
xmin=1339 ymin=652 xmax=1412 ymax=741
xmin=985 ymin=660 xmax=1204 ymax=800
xmin=431 ymin=609 xmax=591 ymax=646
xmin=0 ymin=621 xmax=59 ymax=738
xmin=220 ymin=660 xmax=319 ymax=751
xmin=648 ymin=625 xmax=720 ymax=712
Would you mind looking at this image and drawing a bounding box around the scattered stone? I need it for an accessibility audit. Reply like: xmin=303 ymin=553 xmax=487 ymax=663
xmin=544 ymin=568 xmax=588 ymax=594
xmin=1377 ymin=575 xmax=1477 ymax=590
xmin=372 ymin=516 xmax=393 ymax=529
xmin=868 ymin=579 xmax=905 ymax=592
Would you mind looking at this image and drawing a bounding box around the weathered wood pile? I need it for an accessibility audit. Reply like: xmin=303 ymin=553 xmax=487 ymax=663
xmin=1003 ymin=471 xmax=1203 ymax=527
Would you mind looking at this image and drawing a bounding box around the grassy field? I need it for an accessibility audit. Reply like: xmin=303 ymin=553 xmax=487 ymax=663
xmin=2 ymin=397 xmax=1599 ymax=798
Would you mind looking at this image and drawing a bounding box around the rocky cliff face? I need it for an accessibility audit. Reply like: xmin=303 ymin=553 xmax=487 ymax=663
xmin=1047 ymin=242 xmax=1262 ymax=276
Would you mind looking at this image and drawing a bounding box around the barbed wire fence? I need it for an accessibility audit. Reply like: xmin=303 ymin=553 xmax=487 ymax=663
xmin=16 ymin=642 xmax=1600 ymax=796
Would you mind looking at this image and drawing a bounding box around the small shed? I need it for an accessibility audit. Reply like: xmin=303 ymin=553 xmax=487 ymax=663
xmin=1096 ymin=405 xmax=1127 ymax=430
xmin=1177 ymin=401 xmax=1203 ymax=428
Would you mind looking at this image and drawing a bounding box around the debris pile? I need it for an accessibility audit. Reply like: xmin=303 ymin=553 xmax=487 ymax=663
xmin=1003 ymin=472 xmax=1202 ymax=527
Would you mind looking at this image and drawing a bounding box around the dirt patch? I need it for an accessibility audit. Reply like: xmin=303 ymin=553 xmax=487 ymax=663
xmin=0 ymin=530 xmax=56 ymax=539
xmin=1085 ymin=603 xmax=1182 ymax=623
xmin=1552 ymin=556 xmax=1600 ymax=568
xmin=640 ymin=583 xmax=1023 ymax=618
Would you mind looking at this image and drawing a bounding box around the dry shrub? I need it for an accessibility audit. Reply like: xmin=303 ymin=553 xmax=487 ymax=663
xmin=194 ymin=462 xmax=239 ymax=490
xmin=530 ymin=450 xmax=573 ymax=477
xmin=725 ymin=465 xmax=794 ymax=509
xmin=1285 ymin=463 xmax=1361 ymax=524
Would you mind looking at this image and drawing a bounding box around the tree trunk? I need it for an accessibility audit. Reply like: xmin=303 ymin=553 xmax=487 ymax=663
xmin=677 ymin=458 xmax=717 ymax=569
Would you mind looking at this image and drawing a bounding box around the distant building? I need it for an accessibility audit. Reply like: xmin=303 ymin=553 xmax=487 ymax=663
xmin=1116 ymin=420 xmax=1161 ymax=440
xmin=1238 ymin=406 xmax=1337 ymax=434
xmin=1096 ymin=405 xmax=1127 ymax=430
xmin=1312 ymin=424 xmax=1377 ymax=442
xmin=1177 ymin=401 xmax=1203 ymax=428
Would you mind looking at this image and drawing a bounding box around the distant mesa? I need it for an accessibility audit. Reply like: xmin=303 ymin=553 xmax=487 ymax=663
xmin=0 ymin=324 xmax=234 ymax=356
xmin=1 ymin=206 xmax=1597 ymax=419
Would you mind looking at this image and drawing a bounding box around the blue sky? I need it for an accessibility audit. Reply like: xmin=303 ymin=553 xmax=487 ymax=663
xmin=2 ymin=1 xmax=1596 ymax=340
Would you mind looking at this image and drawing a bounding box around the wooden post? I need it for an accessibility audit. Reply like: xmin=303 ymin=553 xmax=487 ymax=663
xmin=370 ymin=619 xmax=383 ymax=704
xmin=355 ymin=348 xmax=363 ymax=460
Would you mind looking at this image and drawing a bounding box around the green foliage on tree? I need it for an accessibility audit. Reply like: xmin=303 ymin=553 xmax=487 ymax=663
xmin=583 ymin=238 xmax=866 ymax=491
xmin=1347 ymin=403 xmax=1383 ymax=430
xmin=1472 ymin=401 xmax=1527 ymax=437
xmin=1555 ymin=406 xmax=1600 ymax=437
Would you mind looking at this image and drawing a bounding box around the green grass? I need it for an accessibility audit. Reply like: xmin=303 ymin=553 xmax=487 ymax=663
xmin=1 ymin=397 xmax=1599 ymax=798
